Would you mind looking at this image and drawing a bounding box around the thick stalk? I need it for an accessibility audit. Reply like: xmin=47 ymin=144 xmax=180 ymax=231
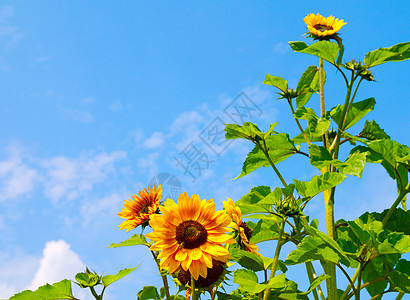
xmin=263 ymin=218 xmax=286 ymax=300
xmin=320 ymin=59 xmax=342 ymax=300
xmin=319 ymin=58 xmax=328 ymax=148
xmin=151 ymin=251 xmax=171 ymax=300
xmin=395 ymin=292 xmax=404 ymax=299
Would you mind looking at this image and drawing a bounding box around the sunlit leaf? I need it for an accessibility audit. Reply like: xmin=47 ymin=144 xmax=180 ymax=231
xmin=296 ymin=65 xmax=321 ymax=109
xmin=236 ymin=134 xmax=297 ymax=179
xmin=102 ymin=267 xmax=139 ymax=287
xmin=247 ymin=219 xmax=281 ymax=244
xmin=360 ymin=120 xmax=390 ymax=140
xmin=285 ymin=235 xmax=341 ymax=265
xmin=364 ymin=42 xmax=410 ymax=67
xmin=108 ymin=234 xmax=150 ymax=248
xmin=330 ymin=97 xmax=376 ymax=130
xmin=235 ymin=186 xmax=273 ymax=215
xmin=263 ymin=74 xmax=288 ymax=93
xmin=9 ymin=280 xmax=76 ymax=300
xmin=225 ymin=122 xmax=264 ymax=141
xmin=294 ymin=172 xmax=346 ymax=198
xmin=289 ymin=41 xmax=340 ymax=65
xmin=137 ymin=286 xmax=162 ymax=300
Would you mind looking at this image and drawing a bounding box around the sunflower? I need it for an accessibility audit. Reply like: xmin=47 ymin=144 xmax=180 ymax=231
xmin=304 ymin=13 xmax=346 ymax=39
xmin=223 ymin=198 xmax=260 ymax=255
xmin=145 ymin=193 xmax=233 ymax=280
xmin=117 ymin=185 xmax=162 ymax=231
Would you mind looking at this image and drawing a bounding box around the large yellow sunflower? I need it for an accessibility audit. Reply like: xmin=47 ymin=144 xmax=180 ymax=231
xmin=145 ymin=193 xmax=233 ymax=280
xmin=117 ymin=185 xmax=162 ymax=231
xmin=304 ymin=13 xmax=346 ymax=38
xmin=223 ymin=198 xmax=260 ymax=255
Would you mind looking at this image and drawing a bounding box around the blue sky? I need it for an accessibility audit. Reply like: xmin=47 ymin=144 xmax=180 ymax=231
xmin=0 ymin=1 xmax=409 ymax=299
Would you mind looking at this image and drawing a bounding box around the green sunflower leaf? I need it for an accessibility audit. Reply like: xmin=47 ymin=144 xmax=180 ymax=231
xmin=285 ymin=235 xmax=341 ymax=265
xmin=296 ymin=65 xmax=321 ymax=109
xmin=102 ymin=266 xmax=139 ymax=287
xmin=108 ymin=234 xmax=150 ymax=248
xmin=289 ymin=41 xmax=340 ymax=65
xmin=263 ymin=74 xmax=288 ymax=93
xmin=294 ymin=172 xmax=346 ymax=198
xmin=364 ymin=42 xmax=410 ymax=67
xmin=360 ymin=120 xmax=390 ymax=140
xmin=235 ymin=134 xmax=297 ymax=179
xmin=330 ymin=97 xmax=376 ymax=130
xmin=225 ymin=122 xmax=264 ymax=141
xmin=247 ymin=219 xmax=281 ymax=244
xmin=9 ymin=279 xmax=76 ymax=300
xmin=137 ymin=286 xmax=162 ymax=300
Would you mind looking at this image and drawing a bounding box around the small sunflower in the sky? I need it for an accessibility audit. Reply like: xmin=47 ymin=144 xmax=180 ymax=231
xmin=304 ymin=13 xmax=346 ymax=39
xmin=117 ymin=185 xmax=162 ymax=231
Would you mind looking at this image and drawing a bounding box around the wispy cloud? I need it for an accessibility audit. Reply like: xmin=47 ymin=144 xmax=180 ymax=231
xmin=57 ymin=104 xmax=94 ymax=123
xmin=41 ymin=151 xmax=127 ymax=203
xmin=143 ymin=132 xmax=165 ymax=149
xmin=0 ymin=144 xmax=38 ymax=202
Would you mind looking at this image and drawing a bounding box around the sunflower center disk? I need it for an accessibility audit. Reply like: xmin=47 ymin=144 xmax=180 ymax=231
xmin=176 ymin=220 xmax=208 ymax=249
xmin=240 ymin=222 xmax=253 ymax=240
xmin=139 ymin=204 xmax=150 ymax=215
xmin=314 ymin=24 xmax=333 ymax=32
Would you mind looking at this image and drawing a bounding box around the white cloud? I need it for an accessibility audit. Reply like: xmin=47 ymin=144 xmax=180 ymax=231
xmin=81 ymin=193 xmax=124 ymax=226
xmin=41 ymin=151 xmax=127 ymax=202
xmin=57 ymin=104 xmax=94 ymax=122
xmin=0 ymin=145 xmax=38 ymax=202
xmin=143 ymin=132 xmax=165 ymax=149
xmin=109 ymin=100 xmax=123 ymax=112
xmin=137 ymin=152 xmax=160 ymax=179
xmin=29 ymin=240 xmax=85 ymax=290
xmin=0 ymin=248 xmax=39 ymax=299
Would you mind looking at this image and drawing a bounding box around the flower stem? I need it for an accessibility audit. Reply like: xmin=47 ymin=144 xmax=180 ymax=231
xmin=382 ymin=182 xmax=410 ymax=226
xmin=191 ymin=276 xmax=198 ymax=300
xmin=151 ymin=251 xmax=171 ymax=300
xmin=263 ymin=218 xmax=286 ymax=300
xmin=89 ymin=286 xmax=102 ymax=300
xmin=287 ymin=98 xmax=311 ymax=145
xmin=261 ymin=139 xmax=288 ymax=187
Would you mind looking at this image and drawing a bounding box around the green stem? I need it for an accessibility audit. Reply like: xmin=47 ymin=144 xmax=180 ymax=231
xmin=355 ymin=263 xmax=363 ymax=300
xmin=305 ymin=262 xmax=321 ymax=300
xmin=261 ymin=139 xmax=288 ymax=187
xmin=395 ymin=292 xmax=405 ymax=299
xmin=263 ymin=218 xmax=286 ymax=300
xmin=336 ymin=263 xmax=357 ymax=297
xmin=191 ymin=276 xmax=197 ymax=300
xmin=341 ymin=268 xmax=360 ymax=300
xmin=89 ymin=286 xmax=102 ymax=300
xmin=329 ymin=71 xmax=355 ymax=155
xmin=151 ymin=251 xmax=171 ymax=300
xmin=287 ymin=98 xmax=311 ymax=145
xmin=382 ymin=182 xmax=410 ymax=226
